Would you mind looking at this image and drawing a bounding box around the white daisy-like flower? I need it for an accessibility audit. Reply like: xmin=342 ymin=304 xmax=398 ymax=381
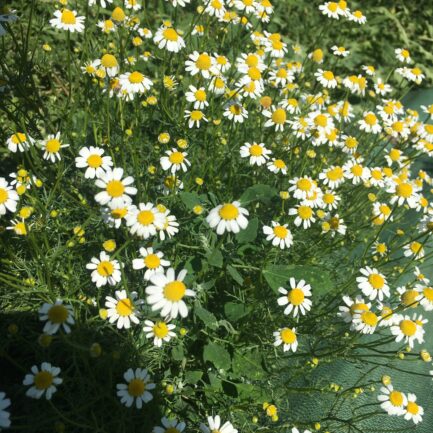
xmin=395 ymin=48 xmax=412 ymax=64
xmin=75 ymin=146 xmax=113 ymax=179
xmin=349 ymin=10 xmax=366 ymax=24
xmin=390 ymin=314 xmax=425 ymax=348
xmin=223 ymin=103 xmax=248 ymax=123
xmin=132 ymin=247 xmax=170 ymax=281
xmin=378 ymin=384 xmax=407 ymax=416
xmin=263 ymin=106 xmax=289 ymax=131
xmin=403 ymin=241 xmax=425 ymax=259
xmin=404 ymin=393 xmax=424 ymax=424
xmin=204 ymin=0 xmax=226 ymax=18
xmin=315 ymin=69 xmax=337 ymax=88
xmin=239 ymin=142 xmax=272 ymax=166
xmin=267 ymin=158 xmax=287 ymax=174
xmin=153 ymin=26 xmax=185 ymax=52
xmin=343 ymin=159 xmax=371 ymax=184
xmin=289 ymin=176 xmax=316 ymax=200
xmin=38 ymin=300 xmax=75 ymax=335
xmin=160 ymin=148 xmax=191 ymax=173
xmin=41 ymin=132 xmax=69 ymax=163
xmin=0 ymin=391 xmax=11 ymax=430
xmin=358 ymin=112 xmax=382 ymax=134
xmin=289 ymin=204 xmax=316 ymax=229
xmin=185 ymin=51 xmax=216 ymax=79
xmin=143 ymin=320 xmax=176 ymax=347
xmin=377 ymin=302 xmax=399 ymax=327
xmin=119 ymin=71 xmax=153 ymax=98
xmin=23 ymin=363 xmax=62 ymax=400
xmin=374 ymin=78 xmax=392 ymax=96
xmin=356 ymin=266 xmax=390 ymax=301
xmin=94 ymin=167 xmax=137 ymax=207
xmin=200 ymin=416 xmax=238 ymax=433
xmin=352 ymin=309 xmax=379 ymax=334
xmin=338 ymin=295 xmax=371 ymax=324
xmin=320 ymin=190 xmax=341 ymax=211
xmin=88 ymin=0 xmax=113 ymax=8
xmin=319 ymin=1 xmax=341 ymax=19
xmin=273 ymin=327 xmax=298 ymax=352
xmin=331 ymin=45 xmax=349 ymax=57
xmin=319 ymin=165 xmax=346 ymax=189
xmin=49 ymin=9 xmax=85 ymax=33
xmin=117 ymin=368 xmax=155 ymax=408
xmin=185 ymin=85 xmax=209 ymax=109
xmin=102 ymin=202 xmax=130 ymax=228
xmin=263 ymin=222 xmax=293 ymax=249
xmin=387 ymin=180 xmax=419 ymax=208
xmin=105 ymin=290 xmax=141 ymax=329
xmin=277 ymin=278 xmax=312 ymax=317
xmin=184 ymin=110 xmax=208 ymax=128
xmin=93 ymin=54 xmax=119 ymax=77
xmin=166 ymin=0 xmax=191 ymax=8
xmin=206 ymin=201 xmax=249 ymax=235
xmin=125 ymin=0 xmax=142 ymax=10
xmin=0 ymin=177 xmax=19 ymax=216
xmin=125 ymin=202 xmax=165 ymax=239
xmin=145 ymin=268 xmax=195 ymax=319
xmin=156 ymin=207 xmax=180 ymax=241
xmin=415 ymin=284 xmax=433 ymax=311
xmin=86 ymin=251 xmax=121 ymax=287
xmin=6 ymin=132 xmax=35 ymax=153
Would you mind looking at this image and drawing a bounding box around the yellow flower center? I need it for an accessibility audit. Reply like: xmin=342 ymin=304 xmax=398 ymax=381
xmin=219 ymin=203 xmax=239 ymax=220
xmin=196 ymin=54 xmax=212 ymax=70
xmin=314 ymin=114 xmax=328 ymax=127
xmin=137 ymin=210 xmax=155 ymax=226
xmin=323 ymin=70 xmax=334 ymax=81
xmin=379 ymin=204 xmax=390 ymax=215
xmin=297 ymin=178 xmax=312 ymax=191
xmin=273 ymin=225 xmax=288 ymax=239
xmin=195 ymin=89 xmax=206 ymax=101
xmin=0 ymin=188 xmax=8 ymax=204
xmin=144 ymin=254 xmax=160 ymax=269
xmin=163 ymin=28 xmax=179 ymax=41
xmin=271 ymin=108 xmax=287 ymax=124
xmin=127 ymin=378 xmax=145 ymax=397
xmin=48 ymin=304 xmax=68 ymax=324
xmin=423 ymin=287 xmax=433 ymax=301
xmin=97 ymin=261 xmax=114 ymax=276
xmin=11 ymin=132 xmax=27 ymax=144
xmin=401 ymin=290 xmax=419 ymax=307
xmin=406 ymin=401 xmax=419 ymax=415
xmin=45 ymin=139 xmax=61 ymax=153
xmin=164 ymin=281 xmax=186 ymax=301
xmin=61 ymin=9 xmax=76 ymax=25
xmin=288 ymin=288 xmax=305 ymax=305
xmin=116 ymin=298 xmax=134 ymax=316
xmin=106 ymin=180 xmax=125 ymax=197
xmin=274 ymin=159 xmax=286 ymax=169
xmin=190 ymin=110 xmax=204 ymax=121
xmin=400 ymin=319 xmax=417 ymax=336
xmin=396 ymin=183 xmax=413 ymax=198
xmin=280 ymin=328 xmax=296 ymax=344
xmin=230 ymin=104 xmax=242 ymax=115
xmin=368 ymin=273 xmax=385 ymax=290
xmin=153 ymin=321 xmax=169 ymax=338
xmin=245 ymin=54 xmax=259 ymax=67
xmin=249 ymin=144 xmax=263 ymax=156
xmin=327 ymin=166 xmax=343 ymax=181
xmin=111 ymin=207 xmax=128 ymax=219
xmin=112 ymin=7 xmax=126 ymax=22
xmin=388 ymin=391 xmax=404 ymax=407
xmin=361 ymin=311 xmax=378 ymax=326
xmin=364 ymin=113 xmax=377 ymax=126
xmin=350 ymin=303 xmax=369 ymax=315
xmin=248 ymin=66 xmax=261 ymax=81
xmin=351 ymin=165 xmax=363 ymax=176
xmin=101 ymin=54 xmax=118 ymax=68
xmin=87 ymin=154 xmax=102 ymax=168
xmin=298 ymin=205 xmax=313 ymax=219
xmin=129 ymin=71 xmax=144 ymax=84
xmin=34 ymin=371 xmax=54 ymax=390
xmin=328 ymin=2 xmax=338 ymax=12
xmin=169 ymin=151 xmax=184 ymax=164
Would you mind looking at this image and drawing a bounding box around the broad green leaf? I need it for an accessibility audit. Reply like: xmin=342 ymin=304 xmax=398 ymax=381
xmin=184 ymin=370 xmax=203 ymax=384
xmin=227 ymin=265 xmax=244 ymax=285
xmin=232 ymin=350 xmax=265 ymax=380
xmin=206 ymin=248 xmax=223 ymax=268
xmin=224 ymin=302 xmax=250 ymax=322
xmin=171 ymin=344 xmax=184 ymax=361
xmin=235 ymin=217 xmax=258 ymax=244
xmin=203 ymin=342 xmax=231 ymax=370
xmin=240 ymin=184 xmax=277 ymax=204
xmin=179 ymin=191 xmax=202 ymax=210
xmin=194 ymin=305 xmax=218 ymax=330
xmin=263 ymin=264 xmax=333 ymax=297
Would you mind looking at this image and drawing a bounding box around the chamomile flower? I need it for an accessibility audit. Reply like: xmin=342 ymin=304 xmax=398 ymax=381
xmin=403 ymin=241 xmax=425 ymax=259
xmin=145 ymin=268 xmax=195 ymax=319
xmin=23 ymin=363 xmax=62 ymax=400
xmin=200 ymin=416 xmax=238 ymax=433
xmin=105 ymin=290 xmax=141 ymax=329
xmin=157 ymin=208 xmax=180 ymax=241
xmin=321 ymin=213 xmax=347 ymax=236
xmin=374 ymin=78 xmax=392 ymax=96
xmin=97 ymin=19 xmax=116 ymax=33
xmin=119 ymin=71 xmax=153 ymax=97
xmin=319 ymin=2 xmax=341 ymax=19
xmin=185 ymin=86 xmax=209 ymax=109
xmin=289 ymin=176 xmax=316 ymax=200
xmin=267 ymin=158 xmax=287 ymax=174
xmin=143 ymin=320 xmax=176 ymax=347
xmin=160 ymin=148 xmax=191 ymax=173
xmin=38 ymin=300 xmax=75 ymax=335
xmin=206 ymin=201 xmax=249 ymax=235
xmin=320 ymin=190 xmax=340 ymax=210
xmin=331 ymin=46 xmax=349 ymax=57
xmin=117 ymin=368 xmax=155 ymax=408
xmin=352 ymin=310 xmax=379 ymax=334
xmin=0 ymin=177 xmax=19 ymax=216
xmin=289 ymin=204 xmax=316 ymax=229
xmin=86 ymin=251 xmax=121 ymax=287
xmin=223 ymin=103 xmax=248 ymax=123
xmin=349 ymin=10 xmax=367 ymax=24
xmin=75 ymin=146 xmax=113 ymax=179
xmin=315 ymin=69 xmax=337 ymax=88
xmin=50 ymin=9 xmax=85 ymax=33
xmin=263 ymin=106 xmax=289 ymax=131
xmin=125 ymin=0 xmax=142 ymax=10
xmin=263 ymin=222 xmax=293 ymax=249
xmin=185 ymin=52 xmax=216 ymax=79
xmin=185 ymin=110 xmax=208 ymax=128
xmin=41 ymin=133 xmax=69 ymax=163
xmin=358 ymin=112 xmax=382 ymax=134
xmin=357 ymin=267 xmax=390 ymax=301
xmin=378 ymin=384 xmax=407 ymax=416
xmin=277 ymin=278 xmax=312 ymax=317
xmin=154 ymin=26 xmax=185 ymax=52
xmin=94 ymin=54 xmax=119 ymax=77
xmin=204 ymin=0 xmax=226 ymax=18
xmin=404 ymin=393 xmax=424 ymax=424
xmin=415 ymin=284 xmax=433 ymax=311
xmin=387 ymin=180 xmax=419 ymax=208
xmin=102 ymin=202 xmax=130 ymax=228
xmin=0 ymin=392 xmax=11 ymax=430
xmin=390 ymin=314 xmax=425 ymax=348
xmin=88 ymin=0 xmax=113 ymax=8
xmin=343 ymin=159 xmax=371 ymax=184
xmin=273 ymin=327 xmax=298 ymax=352
xmin=132 ymin=247 xmax=170 ymax=280
xmin=125 ymin=203 xmax=165 ymax=239
xmin=94 ymin=167 xmax=137 ymax=207
xmin=377 ymin=302 xmax=399 ymax=327
xmin=239 ymin=142 xmax=272 ymax=166
xmin=338 ymin=295 xmax=371 ymax=323
xmin=395 ymin=48 xmax=412 ymax=64
xmin=6 ymin=132 xmax=34 ymax=153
